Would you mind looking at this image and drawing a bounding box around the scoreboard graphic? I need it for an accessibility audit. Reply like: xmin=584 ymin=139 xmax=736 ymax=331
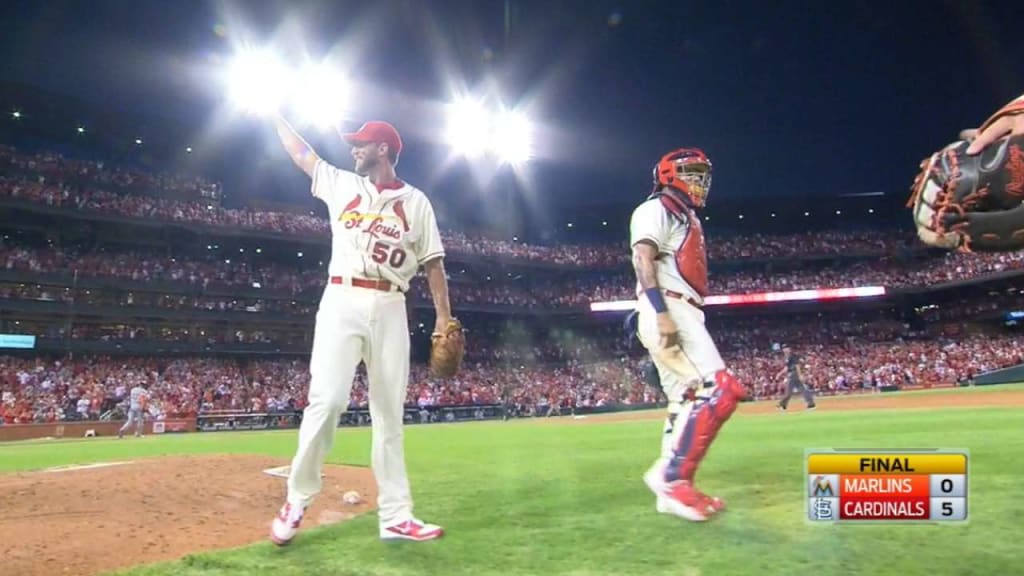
xmin=806 ymin=449 xmax=968 ymax=523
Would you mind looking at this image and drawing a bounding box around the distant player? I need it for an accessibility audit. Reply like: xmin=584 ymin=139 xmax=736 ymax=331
xmin=774 ymin=343 xmax=816 ymax=412
xmin=268 ymin=116 xmax=453 ymax=544
xmin=630 ymin=148 xmax=748 ymax=522
xmin=118 ymin=384 xmax=149 ymax=439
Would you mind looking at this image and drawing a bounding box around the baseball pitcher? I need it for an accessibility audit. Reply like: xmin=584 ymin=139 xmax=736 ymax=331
xmin=269 ymin=116 xmax=454 ymax=544
xmin=774 ymin=344 xmax=816 ymax=411
xmin=117 ymin=384 xmax=149 ymax=439
xmin=630 ymin=148 xmax=748 ymax=522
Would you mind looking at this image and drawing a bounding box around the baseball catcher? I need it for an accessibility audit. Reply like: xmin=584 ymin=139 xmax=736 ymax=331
xmin=630 ymin=148 xmax=748 ymax=522
xmin=909 ymin=94 xmax=1024 ymax=252
xmin=429 ymin=317 xmax=465 ymax=378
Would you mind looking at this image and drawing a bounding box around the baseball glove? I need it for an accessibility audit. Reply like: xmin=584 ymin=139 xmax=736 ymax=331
xmin=429 ymin=318 xmax=465 ymax=378
xmin=907 ymin=134 xmax=1024 ymax=252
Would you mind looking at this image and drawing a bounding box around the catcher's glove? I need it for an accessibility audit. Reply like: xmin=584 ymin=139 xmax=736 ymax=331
xmin=429 ymin=318 xmax=465 ymax=378
xmin=908 ymin=134 xmax=1024 ymax=252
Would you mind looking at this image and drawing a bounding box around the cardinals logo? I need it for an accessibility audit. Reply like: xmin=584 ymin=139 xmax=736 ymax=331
xmin=393 ymin=200 xmax=411 ymax=232
xmin=340 ymin=195 xmax=364 ymax=229
xmin=338 ymin=194 xmax=409 ymax=238
xmin=365 ymin=216 xmax=402 ymax=240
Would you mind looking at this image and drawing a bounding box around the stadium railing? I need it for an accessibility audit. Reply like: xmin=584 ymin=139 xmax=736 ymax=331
xmin=192 ymin=401 xmax=667 ymax=433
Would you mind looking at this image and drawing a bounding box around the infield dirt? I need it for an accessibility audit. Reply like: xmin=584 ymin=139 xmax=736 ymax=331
xmin=0 ymin=455 xmax=377 ymax=576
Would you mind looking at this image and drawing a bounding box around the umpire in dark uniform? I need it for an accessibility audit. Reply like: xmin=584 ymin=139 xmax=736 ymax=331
xmin=774 ymin=343 xmax=816 ymax=411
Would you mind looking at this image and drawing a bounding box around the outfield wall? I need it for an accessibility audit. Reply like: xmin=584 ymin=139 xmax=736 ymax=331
xmin=0 ymin=403 xmax=658 ymax=441
xmin=970 ymin=363 xmax=1024 ymax=386
xmin=2 ymin=383 xmax=963 ymax=442
xmin=0 ymin=418 xmax=196 ymax=442
xmin=194 ymin=402 xmax=666 ymax=433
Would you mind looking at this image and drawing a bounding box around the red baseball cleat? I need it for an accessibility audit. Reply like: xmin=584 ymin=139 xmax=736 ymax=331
xmin=657 ymin=492 xmax=725 ymax=516
xmin=658 ymin=481 xmax=715 ymax=522
xmin=645 ymin=467 xmax=717 ymax=522
xmin=269 ymin=502 xmax=306 ymax=546
xmin=380 ymin=518 xmax=444 ymax=542
xmin=696 ymin=489 xmax=726 ymax=514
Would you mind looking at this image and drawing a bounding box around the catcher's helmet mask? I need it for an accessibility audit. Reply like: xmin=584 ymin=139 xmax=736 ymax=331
xmin=653 ymin=148 xmax=713 ymax=207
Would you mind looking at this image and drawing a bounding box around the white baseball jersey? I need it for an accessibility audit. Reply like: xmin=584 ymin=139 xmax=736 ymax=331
xmin=128 ymin=386 xmax=148 ymax=410
xmin=629 ymin=198 xmax=705 ymax=305
xmin=311 ymin=160 xmax=444 ymax=291
xmin=286 ymin=157 xmax=446 ymax=529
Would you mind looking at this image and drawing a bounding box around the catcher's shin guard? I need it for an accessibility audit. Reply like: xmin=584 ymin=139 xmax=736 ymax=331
xmin=665 ymin=370 xmax=745 ymax=483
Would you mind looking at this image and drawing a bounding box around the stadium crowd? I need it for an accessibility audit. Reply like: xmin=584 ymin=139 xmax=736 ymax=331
xmin=5 ymin=242 xmax=1024 ymax=312
xmin=2 ymin=326 xmax=1021 ymax=424
xmin=0 ymin=144 xmax=919 ymax=266
xmin=0 ymin=244 xmax=318 ymax=296
xmin=0 ymin=145 xmax=222 ymax=202
xmin=3 ymin=144 xmax=1022 ymax=428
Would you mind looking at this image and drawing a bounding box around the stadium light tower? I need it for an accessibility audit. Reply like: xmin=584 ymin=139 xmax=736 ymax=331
xmin=445 ymin=98 xmax=491 ymax=158
xmin=226 ymin=49 xmax=292 ymax=115
xmin=491 ymin=109 xmax=532 ymax=165
xmin=444 ymin=98 xmax=533 ymax=165
xmin=292 ymin=62 xmax=348 ymax=130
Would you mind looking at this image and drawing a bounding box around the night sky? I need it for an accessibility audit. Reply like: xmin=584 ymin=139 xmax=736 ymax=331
xmin=1 ymin=0 xmax=1022 ymax=238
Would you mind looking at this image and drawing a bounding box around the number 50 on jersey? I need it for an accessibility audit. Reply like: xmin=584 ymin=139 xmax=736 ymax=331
xmin=805 ymin=449 xmax=968 ymax=523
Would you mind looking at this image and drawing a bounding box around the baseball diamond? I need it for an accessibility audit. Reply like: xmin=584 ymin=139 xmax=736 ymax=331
xmin=0 ymin=386 xmax=1022 ymax=576
xmin=5 ymin=1 xmax=1024 ymax=575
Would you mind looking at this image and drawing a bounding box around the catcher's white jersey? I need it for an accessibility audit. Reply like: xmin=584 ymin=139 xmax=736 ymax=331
xmin=629 ymin=198 xmax=705 ymax=305
xmin=312 ymin=159 xmax=444 ymax=291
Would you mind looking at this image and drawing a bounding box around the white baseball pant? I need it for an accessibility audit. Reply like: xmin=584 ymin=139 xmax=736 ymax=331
xmin=636 ymin=292 xmax=731 ymax=482
xmin=119 ymin=408 xmax=144 ymax=436
xmin=286 ymin=283 xmax=414 ymax=527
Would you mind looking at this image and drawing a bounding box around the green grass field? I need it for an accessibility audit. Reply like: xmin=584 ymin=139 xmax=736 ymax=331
xmin=4 ymin=386 xmax=1024 ymax=576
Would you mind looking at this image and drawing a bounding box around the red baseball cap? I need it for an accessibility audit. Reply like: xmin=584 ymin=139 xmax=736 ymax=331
xmin=341 ymin=121 xmax=403 ymax=157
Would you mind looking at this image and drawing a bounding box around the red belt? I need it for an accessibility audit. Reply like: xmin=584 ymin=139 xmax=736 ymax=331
xmin=330 ymin=276 xmax=395 ymax=292
xmin=665 ymin=290 xmax=703 ymax=310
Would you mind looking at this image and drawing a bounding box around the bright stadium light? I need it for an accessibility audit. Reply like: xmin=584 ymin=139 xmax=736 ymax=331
xmin=491 ymin=109 xmax=533 ymax=165
xmin=445 ymin=98 xmax=534 ymax=165
xmin=445 ymin=99 xmax=491 ymax=158
xmin=292 ymin=62 xmax=348 ymax=130
xmin=226 ymin=49 xmax=291 ymax=115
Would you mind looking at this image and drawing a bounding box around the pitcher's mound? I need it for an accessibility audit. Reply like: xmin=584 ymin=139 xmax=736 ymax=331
xmin=0 ymin=454 xmax=377 ymax=576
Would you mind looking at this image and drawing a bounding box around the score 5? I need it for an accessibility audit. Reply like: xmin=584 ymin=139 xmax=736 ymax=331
xmin=929 ymin=474 xmax=967 ymax=521
xmin=371 ymin=241 xmax=408 ymax=268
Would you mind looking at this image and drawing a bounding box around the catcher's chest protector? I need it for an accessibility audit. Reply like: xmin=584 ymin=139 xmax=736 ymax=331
xmin=658 ymin=194 xmax=709 ymax=297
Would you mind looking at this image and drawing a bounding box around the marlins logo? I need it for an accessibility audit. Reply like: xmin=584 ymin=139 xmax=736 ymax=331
xmin=812 ymin=475 xmax=834 ymax=497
